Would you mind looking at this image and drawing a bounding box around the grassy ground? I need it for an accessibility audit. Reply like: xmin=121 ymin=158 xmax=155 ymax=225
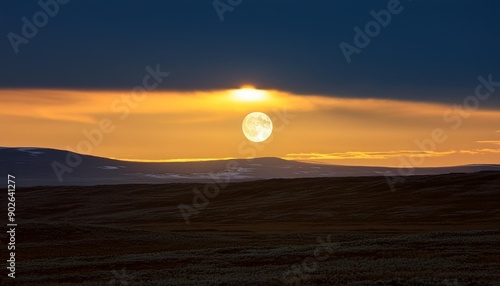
xmin=1 ymin=172 xmax=499 ymax=285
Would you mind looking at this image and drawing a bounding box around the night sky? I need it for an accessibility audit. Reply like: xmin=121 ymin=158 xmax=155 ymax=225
xmin=2 ymin=0 xmax=500 ymax=166
xmin=2 ymin=0 xmax=500 ymax=106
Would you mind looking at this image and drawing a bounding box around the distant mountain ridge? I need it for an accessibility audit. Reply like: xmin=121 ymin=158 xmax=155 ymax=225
xmin=1 ymin=147 xmax=500 ymax=187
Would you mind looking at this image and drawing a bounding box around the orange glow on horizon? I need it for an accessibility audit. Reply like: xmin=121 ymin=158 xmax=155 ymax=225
xmin=1 ymin=88 xmax=500 ymax=167
xmin=111 ymin=156 xmax=237 ymax=163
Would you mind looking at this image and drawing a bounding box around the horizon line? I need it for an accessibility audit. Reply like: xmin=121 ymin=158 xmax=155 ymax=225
xmin=2 ymin=146 xmax=500 ymax=168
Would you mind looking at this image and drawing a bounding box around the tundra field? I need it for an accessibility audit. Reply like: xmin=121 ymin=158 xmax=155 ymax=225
xmin=1 ymin=172 xmax=500 ymax=285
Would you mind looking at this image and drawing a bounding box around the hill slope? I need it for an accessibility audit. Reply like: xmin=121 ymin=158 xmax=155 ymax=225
xmin=2 ymin=147 xmax=500 ymax=186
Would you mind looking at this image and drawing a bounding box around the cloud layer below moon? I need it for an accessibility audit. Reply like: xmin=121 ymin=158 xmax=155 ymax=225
xmin=2 ymin=88 xmax=500 ymax=166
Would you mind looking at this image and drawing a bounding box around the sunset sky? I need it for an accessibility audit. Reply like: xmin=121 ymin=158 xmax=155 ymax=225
xmin=1 ymin=0 xmax=500 ymax=167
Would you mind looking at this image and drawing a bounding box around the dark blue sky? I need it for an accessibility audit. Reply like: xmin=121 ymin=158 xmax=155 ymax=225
xmin=1 ymin=0 xmax=500 ymax=107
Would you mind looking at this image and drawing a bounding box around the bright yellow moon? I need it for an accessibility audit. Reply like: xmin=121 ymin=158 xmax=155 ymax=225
xmin=242 ymin=112 xmax=273 ymax=142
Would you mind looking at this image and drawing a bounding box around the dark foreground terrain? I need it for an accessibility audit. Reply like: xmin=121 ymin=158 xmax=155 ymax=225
xmin=1 ymin=172 xmax=500 ymax=285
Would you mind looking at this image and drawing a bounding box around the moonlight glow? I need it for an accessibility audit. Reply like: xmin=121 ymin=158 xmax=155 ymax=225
xmin=242 ymin=112 xmax=273 ymax=142
xmin=232 ymin=86 xmax=268 ymax=101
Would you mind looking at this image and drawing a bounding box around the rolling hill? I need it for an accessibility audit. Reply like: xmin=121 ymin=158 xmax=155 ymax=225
xmin=2 ymin=147 xmax=500 ymax=186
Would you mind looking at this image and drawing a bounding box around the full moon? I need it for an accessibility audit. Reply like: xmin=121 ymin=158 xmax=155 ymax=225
xmin=242 ymin=112 xmax=273 ymax=142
